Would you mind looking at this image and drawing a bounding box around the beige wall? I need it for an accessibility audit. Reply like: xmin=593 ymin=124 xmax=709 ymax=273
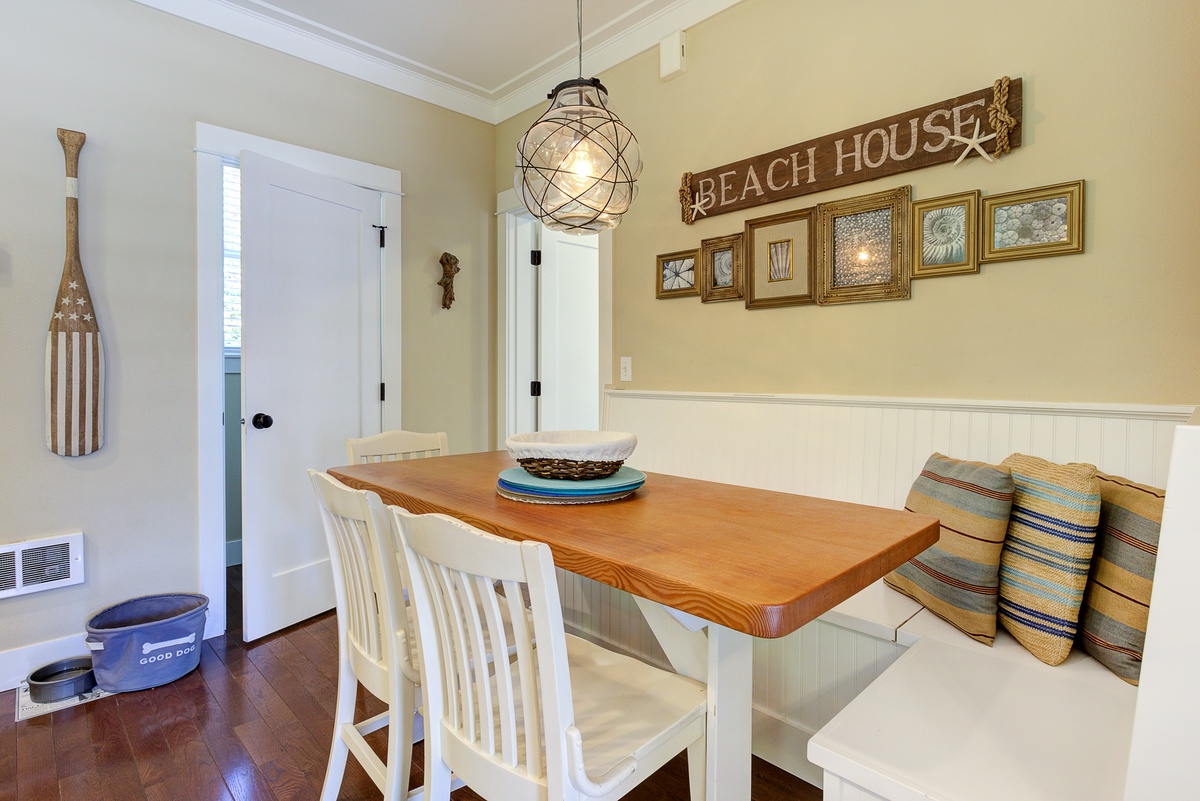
xmin=499 ymin=0 xmax=1200 ymax=405
xmin=0 ymin=0 xmax=494 ymax=650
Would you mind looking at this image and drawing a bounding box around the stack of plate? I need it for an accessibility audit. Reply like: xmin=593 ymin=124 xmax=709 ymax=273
xmin=497 ymin=466 xmax=646 ymax=505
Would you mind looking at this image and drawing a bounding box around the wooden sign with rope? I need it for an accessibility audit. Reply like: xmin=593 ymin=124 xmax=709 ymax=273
xmin=46 ymin=128 xmax=105 ymax=456
xmin=680 ymin=77 xmax=1022 ymax=224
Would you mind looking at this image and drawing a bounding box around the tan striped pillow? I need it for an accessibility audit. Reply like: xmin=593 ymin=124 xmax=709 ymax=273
xmin=885 ymin=453 xmax=1014 ymax=645
xmin=1079 ymin=473 xmax=1164 ymax=685
xmin=998 ymin=454 xmax=1101 ymax=666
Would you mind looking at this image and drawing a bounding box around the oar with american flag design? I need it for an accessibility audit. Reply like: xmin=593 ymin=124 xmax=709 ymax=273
xmin=46 ymin=128 xmax=104 ymax=456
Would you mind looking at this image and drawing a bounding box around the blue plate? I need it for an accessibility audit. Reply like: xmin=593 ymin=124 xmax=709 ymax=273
xmin=498 ymin=466 xmax=646 ymax=496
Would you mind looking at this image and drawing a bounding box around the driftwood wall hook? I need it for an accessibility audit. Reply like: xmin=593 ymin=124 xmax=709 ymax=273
xmin=437 ymin=252 xmax=460 ymax=309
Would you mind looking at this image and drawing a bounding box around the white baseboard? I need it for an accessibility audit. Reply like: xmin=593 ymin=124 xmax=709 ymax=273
xmin=226 ymin=538 xmax=242 ymax=566
xmin=0 ymin=631 xmax=88 ymax=693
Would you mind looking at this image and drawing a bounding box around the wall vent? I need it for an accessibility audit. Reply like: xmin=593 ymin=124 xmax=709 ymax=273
xmin=0 ymin=532 xmax=84 ymax=600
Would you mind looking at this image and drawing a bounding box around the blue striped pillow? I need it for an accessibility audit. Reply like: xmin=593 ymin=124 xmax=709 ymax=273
xmin=885 ymin=454 xmax=1014 ymax=645
xmin=998 ymin=454 xmax=1101 ymax=666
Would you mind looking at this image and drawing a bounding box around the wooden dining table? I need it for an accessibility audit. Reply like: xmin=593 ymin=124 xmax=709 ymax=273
xmin=330 ymin=450 xmax=938 ymax=801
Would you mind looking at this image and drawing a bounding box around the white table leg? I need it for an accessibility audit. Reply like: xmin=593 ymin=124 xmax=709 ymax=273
xmin=635 ymin=598 xmax=754 ymax=801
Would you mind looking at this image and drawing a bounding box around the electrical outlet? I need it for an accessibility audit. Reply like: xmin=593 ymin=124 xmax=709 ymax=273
xmin=620 ymin=356 xmax=632 ymax=382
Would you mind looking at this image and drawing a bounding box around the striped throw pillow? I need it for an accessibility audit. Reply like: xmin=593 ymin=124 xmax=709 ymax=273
xmin=884 ymin=453 xmax=1014 ymax=645
xmin=1079 ymin=473 xmax=1163 ymax=684
xmin=998 ymin=454 xmax=1101 ymax=666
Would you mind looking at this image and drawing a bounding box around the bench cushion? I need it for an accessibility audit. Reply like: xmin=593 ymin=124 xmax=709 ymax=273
xmin=998 ymin=454 xmax=1101 ymax=666
xmin=884 ymin=453 xmax=1014 ymax=644
xmin=808 ymin=636 xmax=1137 ymax=801
xmin=1080 ymin=473 xmax=1164 ymax=685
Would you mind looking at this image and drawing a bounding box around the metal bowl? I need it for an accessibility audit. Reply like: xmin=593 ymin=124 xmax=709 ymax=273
xmin=27 ymin=656 xmax=96 ymax=703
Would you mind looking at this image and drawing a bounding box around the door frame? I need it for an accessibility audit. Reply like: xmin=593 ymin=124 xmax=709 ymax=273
xmin=495 ymin=188 xmax=614 ymax=447
xmin=196 ymin=123 xmax=402 ymax=638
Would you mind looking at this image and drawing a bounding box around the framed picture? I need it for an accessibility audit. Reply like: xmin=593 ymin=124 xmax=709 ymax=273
xmin=656 ymin=249 xmax=699 ymax=298
xmin=911 ymin=190 xmax=980 ymax=278
xmin=815 ymin=185 xmax=912 ymax=305
xmin=744 ymin=207 xmax=816 ymax=309
xmin=980 ymin=180 xmax=1084 ymax=262
xmin=700 ymin=232 xmax=744 ymax=303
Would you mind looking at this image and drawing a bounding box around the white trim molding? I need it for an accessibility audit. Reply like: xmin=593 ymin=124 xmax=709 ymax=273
xmin=132 ymin=0 xmax=746 ymax=123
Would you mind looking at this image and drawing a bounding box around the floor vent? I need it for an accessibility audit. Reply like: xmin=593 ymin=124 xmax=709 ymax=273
xmin=0 ymin=532 xmax=84 ymax=600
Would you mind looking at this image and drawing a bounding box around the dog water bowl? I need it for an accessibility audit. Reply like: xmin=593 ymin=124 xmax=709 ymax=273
xmin=27 ymin=656 xmax=96 ymax=703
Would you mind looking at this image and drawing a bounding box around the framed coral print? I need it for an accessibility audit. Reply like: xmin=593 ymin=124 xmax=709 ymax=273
xmin=815 ymin=185 xmax=912 ymax=305
xmin=911 ymin=190 xmax=980 ymax=278
xmin=700 ymin=232 xmax=744 ymax=303
xmin=744 ymin=207 xmax=816 ymax=309
xmin=656 ymin=249 xmax=699 ymax=298
xmin=981 ymin=180 xmax=1084 ymax=262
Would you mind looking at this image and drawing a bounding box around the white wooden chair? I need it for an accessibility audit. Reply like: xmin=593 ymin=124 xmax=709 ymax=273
xmin=309 ymin=471 xmax=419 ymax=801
xmin=346 ymin=429 xmax=450 ymax=464
xmin=391 ymin=506 xmax=708 ymax=801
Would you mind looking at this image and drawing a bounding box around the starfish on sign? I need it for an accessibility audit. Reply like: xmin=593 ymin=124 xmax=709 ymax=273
xmin=690 ymin=193 xmax=712 ymax=219
xmin=948 ymin=119 xmax=997 ymax=165
xmin=68 ymin=281 xmax=79 ymax=290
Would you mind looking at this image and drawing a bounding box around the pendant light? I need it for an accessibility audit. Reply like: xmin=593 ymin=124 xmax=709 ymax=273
xmin=514 ymin=0 xmax=642 ymax=234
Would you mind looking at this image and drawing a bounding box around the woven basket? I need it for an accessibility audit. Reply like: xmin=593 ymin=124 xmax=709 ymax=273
xmin=516 ymin=457 xmax=624 ymax=481
xmin=505 ymin=430 xmax=637 ymax=482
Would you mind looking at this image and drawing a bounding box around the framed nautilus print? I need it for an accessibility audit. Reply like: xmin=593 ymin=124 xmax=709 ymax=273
xmin=911 ymin=190 xmax=980 ymax=278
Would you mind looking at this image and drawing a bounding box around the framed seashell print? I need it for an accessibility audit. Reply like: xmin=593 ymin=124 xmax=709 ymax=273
xmin=744 ymin=206 xmax=816 ymax=309
xmin=911 ymin=190 xmax=980 ymax=278
xmin=980 ymin=180 xmax=1085 ymax=262
xmin=656 ymin=248 xmax=699 ymax=298
xmin=700 ymin=232 xmax=744 ymax=303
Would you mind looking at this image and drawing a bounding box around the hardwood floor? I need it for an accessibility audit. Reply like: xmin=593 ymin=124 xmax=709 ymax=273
xmin=0 ymin=569 xmax=821 ymax=801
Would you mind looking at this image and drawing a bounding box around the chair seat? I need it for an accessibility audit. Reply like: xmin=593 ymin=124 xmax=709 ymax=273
xmin=566 ymin=635 xmax=707 ymax=777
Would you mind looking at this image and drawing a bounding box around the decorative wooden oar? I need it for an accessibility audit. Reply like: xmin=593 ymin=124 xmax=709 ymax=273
xmin=46 ymin=128 xmax=104 ymax=456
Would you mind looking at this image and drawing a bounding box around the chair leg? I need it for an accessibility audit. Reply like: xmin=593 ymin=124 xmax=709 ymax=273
xmin=422 ymin=725 xmax=453 ymax=801
xmin=384 ymin=679 xmax=416 ymax=800
xmin=686 ymin=739 xmax=707 ymax=801
xmin=319 ymin=657 xmax=360 ymax=801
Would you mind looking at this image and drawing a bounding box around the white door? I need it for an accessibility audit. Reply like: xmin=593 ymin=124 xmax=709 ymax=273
xmin=240 ymin=151 xmax=381 ymax=641
xmin=537 ymin=227 xmax=599 ymax=431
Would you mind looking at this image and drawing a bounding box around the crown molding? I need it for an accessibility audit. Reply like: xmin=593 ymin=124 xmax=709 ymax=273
xmin=129 ymin=0 xmax=746 ymax=124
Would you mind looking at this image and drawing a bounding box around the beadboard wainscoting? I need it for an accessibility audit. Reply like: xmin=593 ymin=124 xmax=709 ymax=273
xmin=550 ymin=389 xmax=1194 ymax=785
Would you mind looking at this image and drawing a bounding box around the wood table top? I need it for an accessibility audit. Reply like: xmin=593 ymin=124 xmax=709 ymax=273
xmin=329 ymin=451 xmax=938 ymax=639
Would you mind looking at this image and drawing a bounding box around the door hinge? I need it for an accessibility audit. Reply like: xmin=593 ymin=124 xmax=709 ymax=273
xmin=530 ymin=249 xmax=542 ymax=266
xmin=380 ymin=382 xmax=386 ymax=401
xmin=372 ymin=224 xmax=387 ymax=248
xmin=530 ymin=380 xmax=542 ymax=397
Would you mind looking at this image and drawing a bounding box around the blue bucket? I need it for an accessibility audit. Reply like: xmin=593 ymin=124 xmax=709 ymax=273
xmin=85 ymin=593 xmax=209 ymax=693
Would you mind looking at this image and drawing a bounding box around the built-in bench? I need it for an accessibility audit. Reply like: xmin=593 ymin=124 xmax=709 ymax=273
xmin=810 ymin=581 xmax=1137 ymax=800
xmin=582 ymin=389 xmax=1194 ymax=794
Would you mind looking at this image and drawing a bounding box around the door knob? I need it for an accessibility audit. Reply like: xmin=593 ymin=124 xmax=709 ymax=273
xmin=251 ymin=413 xmax=274 ymax=429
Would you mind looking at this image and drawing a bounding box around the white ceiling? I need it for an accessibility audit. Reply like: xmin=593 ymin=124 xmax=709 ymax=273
xmin=131 ymin=0 xmax=745 ymax=122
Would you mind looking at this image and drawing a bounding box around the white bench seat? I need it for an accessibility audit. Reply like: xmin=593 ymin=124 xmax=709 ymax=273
xmin=809 ymin=604 xmax=1137 ymax=801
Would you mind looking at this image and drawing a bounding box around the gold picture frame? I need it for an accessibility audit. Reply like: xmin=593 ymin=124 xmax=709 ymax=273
xmin=815 ymin=185 xmax=911 ymax=305
xmin=744 ymin=207 xmax=816 ymax=309
xmin=980 ymin=180 xmax=1085 ymax=263
xmin=656 ymin=249 xmax=699 ymax=298
xmin=911 ymin=190 xmax=980 ymax=278
xmin=700 ymin=232 xmax=744 ymax=303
